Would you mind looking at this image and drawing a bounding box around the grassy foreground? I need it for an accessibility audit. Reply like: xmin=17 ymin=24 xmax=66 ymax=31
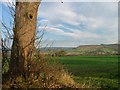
xmin=57 ymin=55 xmax=119 ymax=88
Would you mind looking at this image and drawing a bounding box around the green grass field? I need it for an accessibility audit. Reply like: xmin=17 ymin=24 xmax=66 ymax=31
xmin=57 ymin=56 xmax=119 ymax=88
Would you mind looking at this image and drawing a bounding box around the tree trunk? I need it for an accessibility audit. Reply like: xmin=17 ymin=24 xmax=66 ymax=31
xmin=10 ymin=1 xmax=40 ymax=75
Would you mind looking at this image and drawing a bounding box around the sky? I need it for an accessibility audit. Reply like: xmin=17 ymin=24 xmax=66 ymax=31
xmin=38 ymin=2 xmax=118 ymax=47
xmin=1 ymin=1 xmax=118 ymax=47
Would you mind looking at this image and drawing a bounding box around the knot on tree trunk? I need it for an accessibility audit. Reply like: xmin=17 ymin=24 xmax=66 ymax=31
xmin=27 ymin=11 xmax=34 ymax=20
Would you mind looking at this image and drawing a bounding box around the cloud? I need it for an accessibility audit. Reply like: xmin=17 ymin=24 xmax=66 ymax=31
xmin=39 ymin=25 xmax=100 ymax=40
xmin=37 ymin=2 xmax=118 ymax=47
xmin=1 ymin=0 xmax=13 ymax=2
xmin=1 ymin=0 xmax=15 ymax=6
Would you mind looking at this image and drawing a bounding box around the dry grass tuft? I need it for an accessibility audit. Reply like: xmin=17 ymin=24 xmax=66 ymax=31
xmin=58 ymin=71 xmax=76 ymax=87
xmin=2 ymin=52 xmax=78 ymax=88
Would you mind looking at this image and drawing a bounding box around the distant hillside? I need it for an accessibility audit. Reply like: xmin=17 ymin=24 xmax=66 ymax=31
xmin=66 ymin=44 xmax=118 ymax=56
xmin=40 ymin=47 xmax=74 ymax=52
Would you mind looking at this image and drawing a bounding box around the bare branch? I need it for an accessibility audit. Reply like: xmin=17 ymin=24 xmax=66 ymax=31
xmin=35 ymin=23 xmax=48 ymax=48
xmin=2 ymin=22 xmax=13 ymax=39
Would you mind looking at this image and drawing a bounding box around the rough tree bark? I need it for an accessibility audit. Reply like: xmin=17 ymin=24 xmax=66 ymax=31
xmin=10 ymin=1 xmax=41 ymax=75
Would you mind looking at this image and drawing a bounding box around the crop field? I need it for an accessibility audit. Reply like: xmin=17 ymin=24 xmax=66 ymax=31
xmin=57 ymin=56 xmax=119 ymax=88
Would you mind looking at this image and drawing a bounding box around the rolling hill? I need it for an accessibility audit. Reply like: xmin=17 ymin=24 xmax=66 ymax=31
xmin=65 ymin=44 xmax=118 ymax=56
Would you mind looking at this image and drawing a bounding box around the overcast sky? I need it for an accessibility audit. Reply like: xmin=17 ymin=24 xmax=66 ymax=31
xmin=1 ymin=1 xmax=118 ymax=47
xmin=38 ymin=2 xmax=118 ymax=47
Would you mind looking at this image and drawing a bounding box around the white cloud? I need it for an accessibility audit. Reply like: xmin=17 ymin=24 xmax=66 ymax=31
xmin=39 ymin=26 xmax=100 ymax=39
xmin=88 ymin=18 xmax=103 ymax=28
xmin=1 ymin=0 xmax=13 ymax=2
xmin=38 ymin=2 xmax=118 ymax=47
xmin=37 ymin=0 xmax=119 ymax=2
xmin=39 ymin=26 xmax=75 ymax=37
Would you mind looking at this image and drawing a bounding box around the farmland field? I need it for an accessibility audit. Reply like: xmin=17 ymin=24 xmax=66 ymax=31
xmin=57 ymin=56 xmax=119 ymax=88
